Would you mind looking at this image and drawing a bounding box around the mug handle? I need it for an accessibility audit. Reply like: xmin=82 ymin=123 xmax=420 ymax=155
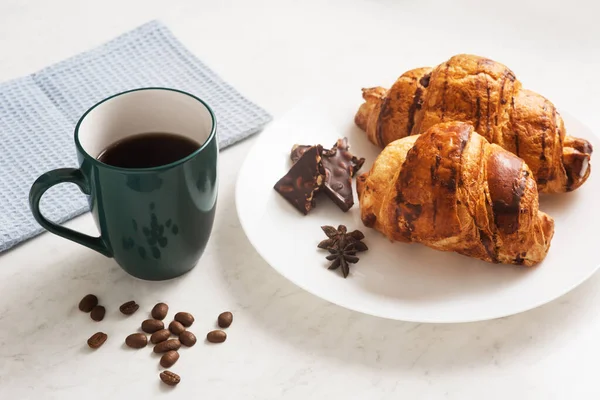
xmin=29 ymin=168 xmax=112 ymax=257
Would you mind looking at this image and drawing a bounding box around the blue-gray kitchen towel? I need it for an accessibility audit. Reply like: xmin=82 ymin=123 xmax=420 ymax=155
xmin=0 ymin=20 xmax=272 ymax=252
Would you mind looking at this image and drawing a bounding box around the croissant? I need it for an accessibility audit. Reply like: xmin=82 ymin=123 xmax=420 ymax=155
xmin=356 ymin=121 xmax=554 ymax=266
xmin=355 ymin=54 xmax=592 ymax=193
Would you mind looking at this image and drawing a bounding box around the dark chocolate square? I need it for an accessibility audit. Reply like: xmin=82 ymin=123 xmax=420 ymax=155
xmin=274 ymin=145 xmax=325 ymax=215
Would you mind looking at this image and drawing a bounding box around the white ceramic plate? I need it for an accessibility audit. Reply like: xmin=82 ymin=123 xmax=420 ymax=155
xmin=236 ymin=99 xmax=600 ymax=323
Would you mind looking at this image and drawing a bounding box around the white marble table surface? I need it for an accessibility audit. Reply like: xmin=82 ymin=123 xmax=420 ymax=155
xmin=1 ymin=0 xmax=600 ymax=398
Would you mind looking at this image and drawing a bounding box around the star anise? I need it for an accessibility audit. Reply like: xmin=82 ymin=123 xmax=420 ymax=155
xmin=326 ymin=238 xmax=359 ymax=278
xmin=317 ymin=225 xmax=368 ymax=278
xmin=317 ymin=225 xmax=367 ymax=251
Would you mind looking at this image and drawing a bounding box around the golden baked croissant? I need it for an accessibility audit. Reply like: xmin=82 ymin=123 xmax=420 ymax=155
xmin=356 ymin=121 xmax=554 ymax=266
xmin=355 ymin=54 xmax=592 ymax=193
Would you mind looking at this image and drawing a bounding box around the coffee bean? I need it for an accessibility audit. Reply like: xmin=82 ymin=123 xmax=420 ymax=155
xmin=160 ymin=370 xmax=180 ymax=386
xmin=125 ymin=333 xmax=148 ymax=349
xmin=141 ymin=319 xmax=164 ymax=333
xmin=90 ymin=305 xmax=106 ymax=322
xmin=119 ymin=301 xmax=139 ymax=315
xmin=218 ymin=311 xmax=233 ymax=328
xmin=169 ymin=320 xmax=186 ymax=335
xmin=151 ymin=303 xmax=169 ymax=320
xmin=87 ymin=332 xmax=108 ymax=349
xmin=79 ymin=294 xmax=98 ymax=313
xmin=153 ymin=339 xmax=181 ymax=353
xmin=150 ymin=329 xmax=171 ymax=344
xmin=179 ymin=331 xmax=197 ymax=347
xmin=160 ymin=350 xmax=179 ymax=368
xmin=174 ymin=312 xmax=194 ymax=327
xmin=206 ymin=330 xmax=226 ymax=343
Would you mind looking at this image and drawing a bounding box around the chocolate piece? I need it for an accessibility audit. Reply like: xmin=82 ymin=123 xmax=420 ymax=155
xmin=284 ymin=138 xmax=365 ymax=213
xmin=332 ymin=138 xmax=365 ymax=176
xmin=320 ymin=138 xmax=366 ymax=212
xmin=274 ymin=145 xmax=325 ymax=215
xmin=290 ymin=139 xmax=365 ymax=176
xmin=290 ymin=144 xmax=312 ymax=163
xmin=321 ymin=149 xmax=353 ymax=211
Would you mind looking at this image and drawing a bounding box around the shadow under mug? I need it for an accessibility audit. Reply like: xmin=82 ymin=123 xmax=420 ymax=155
xmin=29 ymin=88 xmax=219 ymax=280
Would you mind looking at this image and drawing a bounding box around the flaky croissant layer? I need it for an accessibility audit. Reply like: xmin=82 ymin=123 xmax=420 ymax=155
xmin=355 ymin=54 xmax=592 ymax=193
xmin=357 ymin=121 xmax=554 ymax=266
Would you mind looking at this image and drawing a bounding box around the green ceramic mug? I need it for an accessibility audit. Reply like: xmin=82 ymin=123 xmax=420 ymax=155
xmin=29 ymin=88 xmax=218 ymax=280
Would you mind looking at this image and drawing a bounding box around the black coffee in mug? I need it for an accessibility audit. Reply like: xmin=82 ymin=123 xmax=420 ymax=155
xmin=97 ymin=132 xmax=201 ymax=168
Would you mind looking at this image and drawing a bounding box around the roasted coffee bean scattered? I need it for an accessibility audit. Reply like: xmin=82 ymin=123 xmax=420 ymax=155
xmin=79 ymin=294 xmax=98 ymax=312
xmin=151 ymin=302 xmax=169 ymax=320
xmin=218 ymin=311 xmax=233 ymax=328
xmin=124 ymin=333 xmax=147 ymax=348
xmin=206 ymin=330 xmax=227 ymax=343
xmin=160 ymin=370 xmax=180 ymax=386
xmin=179 ymin=331 xmax=197 ymax=347
xmin=141 ymin=319 xmax=164 ymax=333
xmin=154 ymin=339 xmax=181 ymax=353
xmin=87 ymin=332 xmax=108 ymax=349
xmin=160 ymin=350 xmax=180 ymax=368
xmin=169 ymin=320 xmax=186 ymax=335
xmin=82 ymin=296 xmax=209 ymax=386
xmin=150 ymin=329 xmax=171 ymax=344
xmin=119 ymin=300 xmax=139 ymax=315
xmin=90 ymin=305 xmax=106 ymax=322
xmin=174 ymin=312 xmax=194 ymax=327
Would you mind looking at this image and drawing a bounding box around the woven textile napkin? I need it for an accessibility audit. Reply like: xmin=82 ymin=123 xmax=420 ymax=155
xmin=0 ymin=20 xmax=271 ymax=252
